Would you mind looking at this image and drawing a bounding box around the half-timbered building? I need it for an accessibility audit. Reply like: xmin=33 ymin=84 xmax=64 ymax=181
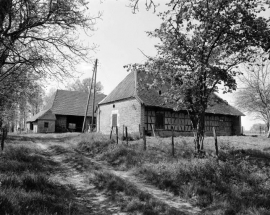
xmin=97 ymin=71 xmax=244 ymax=137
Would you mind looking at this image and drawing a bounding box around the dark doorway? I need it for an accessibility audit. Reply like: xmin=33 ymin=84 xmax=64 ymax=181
xmin=155 ymin=112 xmax=165 ymax=129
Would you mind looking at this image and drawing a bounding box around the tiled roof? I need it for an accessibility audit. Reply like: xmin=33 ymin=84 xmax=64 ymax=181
xmin=51 ymin=90 xmax=106 ymax=116
xmin=99 ymin=72 xmax=135 ymax=104
xmin=27 ymin=109 xmax=56 ymax=122
xmin=99 ymin=71 xmax=244 ymax=116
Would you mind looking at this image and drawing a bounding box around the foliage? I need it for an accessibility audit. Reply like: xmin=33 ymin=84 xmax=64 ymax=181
xmin=250 ymin=123 xmax=267 ymax=132
xmin=43 ymin=87 xmax=57 ymax=110
xmin=235 ymin=56 xmax=270 ymax=133
xmin=128 ymin=0 xmax=270 ymax=151
xmin=0 ymin=0 xmax=100 ymax=127
xmin=67 ymin=77 xmax=103 ymax=93
xmin=0 ymin=71 xmax=43 ymax=129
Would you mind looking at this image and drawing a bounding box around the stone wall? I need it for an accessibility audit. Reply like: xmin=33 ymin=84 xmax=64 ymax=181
xmin=98 ymin=98 xmax=142 ymax=136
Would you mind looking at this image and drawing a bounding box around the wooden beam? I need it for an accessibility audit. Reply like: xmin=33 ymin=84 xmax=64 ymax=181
xmin=91 ymin=59 xmax=98 ymax=131
xmin=82 ymin=60 xmax=97 ymax=132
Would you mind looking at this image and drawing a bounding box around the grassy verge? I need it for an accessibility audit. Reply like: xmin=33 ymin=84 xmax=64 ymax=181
xmin=76 ymin=133 xmax=270 ymax=214
xmin=0 ymin=136 xmax=79 ymax=215
xmin=92 ymin=170 xmax=180 ymax=215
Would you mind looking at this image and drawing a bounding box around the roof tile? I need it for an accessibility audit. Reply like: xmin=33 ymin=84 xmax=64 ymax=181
xmin=51 ymin=90 xmax=106 ymax=116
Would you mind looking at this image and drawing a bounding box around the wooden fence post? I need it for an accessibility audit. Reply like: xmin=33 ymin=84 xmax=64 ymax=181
xmin=143 ymin=127 xmax=146 ymax=150
xmin=151 ymin=124 xmax=155 ymax=137
xmin=116 ymin=126 xmax=118 ymax=144
xmin=110 ymin=126 xmax=113 ymax=140
xmin=171 ymin=126 xmax=175 ymax=157
xmin=213 ymin=127 xmax=218 ymax=156
xmin=123 ymin=125 xmax=125 ymax=140
xmin=125 ymin=126 xmax=128 ymax=145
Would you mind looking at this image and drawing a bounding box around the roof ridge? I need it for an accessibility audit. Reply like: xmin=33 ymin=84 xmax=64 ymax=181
xmin=51 ymin=89 xmax=59 ymax=110
xmin=98 ymin=71 xmax=136 ymax=105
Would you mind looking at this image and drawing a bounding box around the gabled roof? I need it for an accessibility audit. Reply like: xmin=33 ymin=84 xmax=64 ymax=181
xmin=51 ymin=90 xmax=106 ymax=116
xmin=99 ymin=71 xmax=244 ymax=116
xmin=99 ymin=72 xmax=135 ymax=104
xmin=27 ymin=109 xmax=56 ymax=122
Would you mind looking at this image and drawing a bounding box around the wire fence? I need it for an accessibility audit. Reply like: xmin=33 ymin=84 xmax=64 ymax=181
xmin=243 ymin=131 xmax=267 ymax=136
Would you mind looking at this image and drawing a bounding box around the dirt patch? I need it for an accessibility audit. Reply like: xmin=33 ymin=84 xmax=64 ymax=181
xmin=37 ymin=141 xmax=126 ymax=215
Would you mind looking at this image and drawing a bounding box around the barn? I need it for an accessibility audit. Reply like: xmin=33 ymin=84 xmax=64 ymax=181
xmin=97 ymin=71 xmax=244 ymax=137
xmin=26 ymin=109 xmax=56 ymax=133
xmin=27 ymin=90 xmax=106 ymax=133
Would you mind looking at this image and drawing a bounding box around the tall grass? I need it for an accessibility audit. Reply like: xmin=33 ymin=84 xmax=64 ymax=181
xmin=92 ymin=171 xmax=180 ymax=215
xmin=0 ymin=140 xmax=78 ymax=215
xmin=77 ymin=133 xmax=270 ymax=214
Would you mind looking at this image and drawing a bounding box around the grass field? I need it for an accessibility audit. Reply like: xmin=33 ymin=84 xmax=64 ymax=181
xmin=0 ymin=135 xmax=79 ymax=215
xmin=77 ymin=133 xmax=270 ymax=215
xmin=2 ymin=132 xmax=270 ymax=214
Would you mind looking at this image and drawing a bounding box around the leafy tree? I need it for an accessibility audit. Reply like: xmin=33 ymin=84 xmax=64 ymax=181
xmin=235 ymin=54 xmax=270 ymax=136
xmin=250 ymin=123 xmax=266 ymax=132
xmin=129 ymin=0 xmax=270 ymax=152
xmin=67 ymin=78 xmax=103 ymax=93
xmin=0 ymin=67 xmax=40 ymax=129
xmin=43 ymin=87 xmax=57 ymax=110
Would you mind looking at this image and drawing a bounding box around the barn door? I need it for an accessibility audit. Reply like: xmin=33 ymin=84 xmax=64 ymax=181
xmin=112 ymin=114 xmax=118 ymax=127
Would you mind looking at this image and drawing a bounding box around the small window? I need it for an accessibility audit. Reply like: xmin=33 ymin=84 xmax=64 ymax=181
xmin=112 ymin=114 xmax=117 ymax=127
xmin=155 ymin=112 xmax=165 ymax=129
xmin=69 ymin=123 xmax=76 ymax=129
xmin=44 ymin=122 xmax=49 ymax=128
xmin=159 ymin=90 xmax=162 ymax=95
xmin=113 ymin=104 xmax=115 ymax=108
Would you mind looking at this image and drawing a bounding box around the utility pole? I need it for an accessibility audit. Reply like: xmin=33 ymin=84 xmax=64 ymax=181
xmin=91 ymin=59 xmax=98 ymax=131
xmin=82 ymin=60 xmax=97 ymax=132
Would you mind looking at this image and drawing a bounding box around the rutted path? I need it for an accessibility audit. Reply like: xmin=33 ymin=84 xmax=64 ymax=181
xmin=36 ymin=139 xmax=201 ymax=215
xmin=75 ymin=151 xmax=201 ymax=215
xmin=36 ymin=142 xmax=126 ymax=215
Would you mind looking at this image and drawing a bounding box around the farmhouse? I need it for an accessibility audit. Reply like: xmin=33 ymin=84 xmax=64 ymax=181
xmin=26 ymin=109 xmax=56 ymax=133
xmin=27 ymin=90 xmax=106 ymax=133
xmin=97 ymin=71 xmax=244 ymax=137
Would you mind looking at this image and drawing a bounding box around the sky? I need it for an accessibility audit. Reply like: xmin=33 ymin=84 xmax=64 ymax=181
xmin=47 ymin=0 xmax=270 ymax=130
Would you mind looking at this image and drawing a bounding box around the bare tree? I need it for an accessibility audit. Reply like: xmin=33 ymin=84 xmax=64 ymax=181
xmin=0 ymin=0 xmax=101 ymax=126
xmin=235 ymin=54 xmax=270 ymax=137
xmin=0 ymin=0 xmax=101 ymax=84
xmin=128 ymin=0 xmax=158 ymax=13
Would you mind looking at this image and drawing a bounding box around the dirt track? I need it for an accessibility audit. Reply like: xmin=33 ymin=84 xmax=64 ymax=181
xmin=26 ymin=134 xmax=200 ymax=214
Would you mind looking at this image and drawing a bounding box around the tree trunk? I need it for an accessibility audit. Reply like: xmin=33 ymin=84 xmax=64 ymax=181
xmin=191 ymin=112 xmax=205 ymax=153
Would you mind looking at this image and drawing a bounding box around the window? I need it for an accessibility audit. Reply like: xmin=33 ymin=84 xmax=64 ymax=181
xmin=158 ymin=90 xmax=162 ymax=95
xmin=155 ymin=112 xmax=165 ymax=129
xmin=44 ymin=122 xmax=49 ymax=128
xmin=112 ymin=114 xmax=117 ymax=127
xmin=68 ymin=123 xmax=76 ymax=129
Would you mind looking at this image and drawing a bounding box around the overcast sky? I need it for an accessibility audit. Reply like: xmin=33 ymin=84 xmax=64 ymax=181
xmin=47 ymin=0 xmax=270 ymax=130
